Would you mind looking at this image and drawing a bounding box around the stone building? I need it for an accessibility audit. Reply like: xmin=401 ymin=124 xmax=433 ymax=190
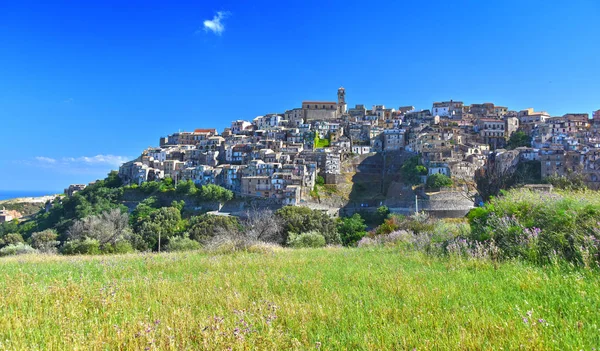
xmin=0 ymin=208 xmax=13 ymax=223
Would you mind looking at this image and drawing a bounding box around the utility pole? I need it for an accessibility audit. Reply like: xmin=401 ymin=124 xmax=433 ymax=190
xmin=415 ymin=195 xmax=418 ymax=215
xmin=158 ymin=230 xmax=161 ymax=253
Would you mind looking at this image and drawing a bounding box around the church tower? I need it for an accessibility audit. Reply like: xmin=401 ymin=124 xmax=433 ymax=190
xmin=337 ymin=87 xmax=347 ymax=115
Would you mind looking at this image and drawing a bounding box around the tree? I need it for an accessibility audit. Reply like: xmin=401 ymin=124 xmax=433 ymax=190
xmin=476 ymin=160 xmax=542 ymax=202
xmin=137 ymin=207 xmax=184 ymax=251
xmin=401 ymin=156 xmax=428 ymax=185
xmin=199 ymin=184 xmax=234 ymax=203
xmin=375 ymin=206 xmax=391 ymax=225
xmin=243 ymin=209 xmax=283 ymax=243
xmin=0 ymin=220 xmax=20 ymax=238
xmin=140 ymin=181 xmax=161 ymax=194
xmin=188 ymin=214 xmax=241 ymax=243
xmin=0 ymin=233 xmax=24 ymax=248
xmin=104 ymin=171 xmax=123 ymax=188
xmin=159 ymin=177 xmax=175 ymax=192
xmin=507 ymin=131 xmax=531 ymax=149
xmin=171 ymin=200 xmax=185 ymax=212
xmin=176 ymin=180 xmax=197 ymax=195
xmin=275 ymin=206 xmax=340 ymax=245
xmin=29 ymin=229 xmax=60 ymax=253
xmin=426 ymin=174 xmax=453 ymax=190
xmin=67 ymin=208 xmax=133 ymax=250
xmin=337 ymin=214 xmax=367 ymax=246
xmin=131 ymin=196 xmax=160 ymax=228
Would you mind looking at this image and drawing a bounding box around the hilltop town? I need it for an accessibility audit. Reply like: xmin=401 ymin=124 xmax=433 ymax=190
xmin=117 ymin=88 xmax=600 ymax=213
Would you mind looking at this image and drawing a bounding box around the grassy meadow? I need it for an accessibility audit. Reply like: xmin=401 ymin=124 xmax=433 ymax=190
xmin=0 ymin=247 xmax=599 ymax=350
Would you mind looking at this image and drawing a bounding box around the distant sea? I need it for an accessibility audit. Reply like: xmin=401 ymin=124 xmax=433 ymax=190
xmin=0 ymin=190 xmax=61 ymax=201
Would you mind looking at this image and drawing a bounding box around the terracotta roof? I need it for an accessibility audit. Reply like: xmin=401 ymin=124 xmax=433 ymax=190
xmin=194 ymin=129 xmax=216 ymax=133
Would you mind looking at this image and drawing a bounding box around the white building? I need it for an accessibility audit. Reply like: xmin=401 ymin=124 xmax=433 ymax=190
xmin=231 ymin=120 xmax=253 ymax=134
xmin=0 ymin=208 xmax=14 ymax=223
xmin=352 ymin=145 xmax=372 ymax=155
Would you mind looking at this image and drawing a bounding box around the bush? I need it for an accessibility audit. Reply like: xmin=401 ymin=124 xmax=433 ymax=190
xmin=357 ymin=230 xmax=413 ymax=248
xmin=0 ymin=233 xmax=25 ymax=248
xmin=188 ymin=214 xmax=241 ymax=243
xmin=467 ymin=189 xmax=600 ymax=267
xmin=176 ymin=180 xmax=197 ymax=195
xmin=61 ymin=239 xmax=101 ymax=255
xmin=165 ymin=236 xmax=201 ymax=252
xmin=29 ymin=229 xmax=60 ymax=253
xmin=67 ymin=208 xmax=133 ymax=250
xmin=0 ymin=243 xmax=38 ymax=256
xmin=338 ymin=214 xmax=367 ymax=246
xmin=140 ymin=181 xmax=161 ymax=194
xmin=401 ymin=156 xmax=427 ymax=185
xmin=136 ymin=206 xmax=185 ymax=251
xmin=316 ymin=176 xmax=325 ymax=186
xmin=198 ymin=184 xmax=233 ymax=203
xmin=373 ymin=213 xmax=434 ymax=236
xmin=275 ymin=206 xmax=340 ymax=245
xmin=100 ymin=241 xmax=136 ymax=254
xmin=288 ymin=231 xmax=326 ymax=248
xmin=426 ymin=174 xmax=453 ymax=190
xmin=507 ymin=131 xmax=531 ymax=149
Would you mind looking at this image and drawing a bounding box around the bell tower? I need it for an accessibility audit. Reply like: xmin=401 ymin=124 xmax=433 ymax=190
xmin=337 ymin=87 xmax=347 ymax=115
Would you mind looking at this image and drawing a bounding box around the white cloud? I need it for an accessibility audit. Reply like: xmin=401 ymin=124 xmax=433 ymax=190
xmin=35 ymin=156 xmax=57 ymax=164
xmin=202 ymin=11 xmax=230 ymax=35
xmin=33 ymin=154 xmax=130 ymax=168
xmin=63 ymin=155 xmax=130 ymax=167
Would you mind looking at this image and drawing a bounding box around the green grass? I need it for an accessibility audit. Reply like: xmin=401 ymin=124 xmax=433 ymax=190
xmin=314 ymin=135 xmax=330 ymax=148
xmin=0 ymin=248 xmax=599 ymax=350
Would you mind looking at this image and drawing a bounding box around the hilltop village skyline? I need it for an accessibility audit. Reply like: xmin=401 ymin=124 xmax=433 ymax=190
xmin=107 ymin=87 xmax=600 ymax=207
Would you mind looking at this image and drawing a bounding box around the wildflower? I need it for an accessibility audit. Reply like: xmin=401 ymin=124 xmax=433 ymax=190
xmin=522 ymin=317 xmax=528 ymax=324
xmin=538 ymin=318 xmax=546 ymax=324
xmin=315 ymin=341 xmax=322 ymax=349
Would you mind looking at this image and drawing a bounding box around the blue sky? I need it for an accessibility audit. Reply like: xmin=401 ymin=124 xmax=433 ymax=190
xmin=1 ymin=0 xmax=599 ymax=191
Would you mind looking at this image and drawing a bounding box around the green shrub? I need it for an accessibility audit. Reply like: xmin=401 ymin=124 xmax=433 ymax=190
xmin=61 ymin=239 xmax=101 ymax=255
xmin=198 ymin=184 xmax=233 ymax=203
xmin=467 ymin=189 xmax=600 ymax=266
xmin=374 ymin=213 xmax=434 ymax=236
xmin=188 ymin=214 xmax=241 ymax=243
xmin=288 ymin=231 xmax=326 ymax=248
xmin=276 ymin=206 xmax=340 ymax=245
xmin=165 ymin=236 xmax=202 ymax=252
xmin=100 ymin=241 xmax=135 ymax=254
xmin=140 ymin=181 xmax=161 ymax=194
xmin=0 ymin=243 xmax=38 ymax=256
xmin=176 ymin=180 xmax=197 ymax=195
xmin=0 ymin=233 xmax=25 ymax=248
xmin=29 ymin=229 xmax=60 ymax=253
xmin=338 ymin=214 xmax=367 ymax=246
xmin=316 ymin=176 xmax=325 ymax=186
xmin=401 ymin=156 xmax=427 ymax=185
xmin=426 ymin=174 xmax=453 ymax=190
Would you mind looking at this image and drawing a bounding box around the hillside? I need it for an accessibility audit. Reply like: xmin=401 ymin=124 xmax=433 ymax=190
xmin=0 ymin=248 xmax=598 ymax=350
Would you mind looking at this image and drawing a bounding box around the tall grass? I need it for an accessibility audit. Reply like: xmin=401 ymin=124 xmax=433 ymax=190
xmin=468 ymin=189 xmax=600 ymax=266
xmin=0 ymin=248 xmax=598 ymax=350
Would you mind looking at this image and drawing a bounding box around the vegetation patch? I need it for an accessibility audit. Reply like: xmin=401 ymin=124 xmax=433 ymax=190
xmin=0 ymin=249 xmax=598 ymax=349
